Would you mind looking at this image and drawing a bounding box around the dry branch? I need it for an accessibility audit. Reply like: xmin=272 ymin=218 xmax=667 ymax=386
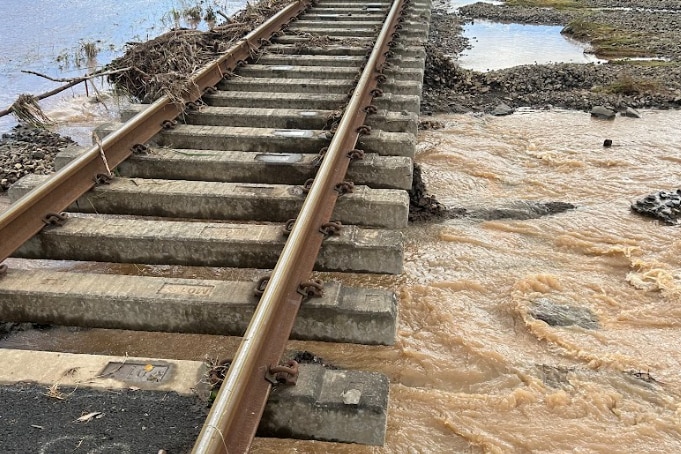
xmin=0 ymin=67 xmax=131 ymax=121
xmin=21 ymin=67 xmax=131 ymax=84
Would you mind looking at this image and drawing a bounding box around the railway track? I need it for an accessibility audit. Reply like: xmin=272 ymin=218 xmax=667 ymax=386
xmin=0 ymin=0 xmax=431 ymax=451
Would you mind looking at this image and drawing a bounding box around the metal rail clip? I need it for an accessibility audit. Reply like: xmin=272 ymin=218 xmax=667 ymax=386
xmin=301 ymin=178 xmax=315 ymax=194
xmin=42 ymin=212 xmax=69 ymax=227
xmin=254 ymin=275 xmax=271 ymax=298
xmin=131 ymin=144 xmax=149 ymax=155
xmin=347 ymin=149 xmax=365 ymax=161
xmin=282 ymin=219 xmax=296 ymax=237
xmin=161 ymin=119 xmax=177 ymax=130
xmin=311 ymin=147 xmax=328 ymax=167
xmin=266 ymin=360 xmax=300 ymax=385
xmin=319 ymin=221 xmax=342 ymax=237
xmin=297 ymin=279 xmax=324 ymax=299
xmin=334 ymin=181 xmax=355 ymax=195
xmin=94 ymin=173 xmax=113 ymax=185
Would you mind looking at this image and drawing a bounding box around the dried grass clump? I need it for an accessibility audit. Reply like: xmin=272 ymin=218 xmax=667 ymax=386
xmin=106 ymin=0 xmax=291 ymax=104
xmin=10 ymin=94 xmax=52 ymax=127
xmin=81 ymin=41 xmax=99 ymax=60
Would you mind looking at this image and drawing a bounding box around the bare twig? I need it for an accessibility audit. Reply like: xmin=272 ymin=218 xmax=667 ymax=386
xmin=45 ymin=383 xmax=66 ymax=400
xmin=93 ymin=132 xmax=112 ymax=177
xmin=216 ymin=10 xmax=233 ymax=23
xmin=20 ymin=67 xmax=131 ymax=84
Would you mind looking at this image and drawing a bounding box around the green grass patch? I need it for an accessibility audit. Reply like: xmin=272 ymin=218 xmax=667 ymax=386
xmin=563 ymin=19 xmax=650 ymax=59
xmin=504 ymin=0 xmax=582 ymax=8
xmin=595 ymin=75 xmax=662 ymax=95
xmin=609 ymin=59 xmax=678 ymax=68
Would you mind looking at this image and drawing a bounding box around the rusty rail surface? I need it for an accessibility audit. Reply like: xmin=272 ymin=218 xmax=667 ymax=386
xmin=0 ymin=0 xmax=310 ymax=267
xmin=191 ymin=0 xmax=408 ymax=451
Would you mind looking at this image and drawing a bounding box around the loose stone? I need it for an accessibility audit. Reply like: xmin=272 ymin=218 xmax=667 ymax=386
xmin=590 ymin=106 xmax=616 ymax=119
xmin=491 ymin=102 xmax=515 ymax=116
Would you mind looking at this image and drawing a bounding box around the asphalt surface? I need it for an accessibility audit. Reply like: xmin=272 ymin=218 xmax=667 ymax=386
xmin=0 ymin=383 xmax=207 ymax=454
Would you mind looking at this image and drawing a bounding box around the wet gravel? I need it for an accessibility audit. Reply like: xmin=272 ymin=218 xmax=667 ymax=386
xmin=0 ymin=126 xmax=74 ymax=193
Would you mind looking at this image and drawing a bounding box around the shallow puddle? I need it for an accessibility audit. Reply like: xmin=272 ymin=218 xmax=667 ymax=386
xmin=458 ymin=20 xmax=603 ymax=71
xmin=449 ymin=0 xmax=502 ymax=10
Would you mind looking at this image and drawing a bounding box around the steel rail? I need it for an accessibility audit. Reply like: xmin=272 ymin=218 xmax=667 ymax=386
xmin=191 ymin=0 xmax=407 ymax=451
xmin=0 ymin=0 xmax=310 ymax=266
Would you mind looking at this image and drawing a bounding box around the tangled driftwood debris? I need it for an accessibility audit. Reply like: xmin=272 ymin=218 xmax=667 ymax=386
xmin=106 ymin=0 xmax=291 ymax=104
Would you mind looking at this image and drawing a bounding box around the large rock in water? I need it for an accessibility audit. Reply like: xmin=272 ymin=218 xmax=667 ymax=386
xmin=631 ymin=190 xmax=681 ymax=225
xmin=529 ymin=298 xmax=600 ymax=330
xmin=590 ymin=106 xmax=616 ymax=119
xmin=466 ymin=201 xmax=575 ymax=221
xmin=491 ymin=102 xmax=515 ymax=116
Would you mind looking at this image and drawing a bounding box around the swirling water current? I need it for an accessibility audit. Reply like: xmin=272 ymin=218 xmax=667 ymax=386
xmin=255 ymin=109 xmax=681 ymax=452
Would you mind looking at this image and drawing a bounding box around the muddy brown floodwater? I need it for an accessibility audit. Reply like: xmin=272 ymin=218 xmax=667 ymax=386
xmin=4 ymin=109 xmax=681 ymax=452
xmin=256 ymin=109 xmax=681 ymax=452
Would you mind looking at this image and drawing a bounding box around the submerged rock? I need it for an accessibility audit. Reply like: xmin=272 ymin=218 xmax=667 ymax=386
xmin=536 ymin=364 xmax=573 ymax=389
xmin=590 ymin=106 xmax=616 ymax=119
xmin=0 ymin=322 xmax=52 ymax=339
xmin=529 ymin=298 xmax=600 ymax=329
xmin=418 ymin=119 xmax=445 ymax=130
xmin=631 ymin=189 xmax=681 ymax=225
xmin=467 ymin=201 xmax=576 ymax=221
xmin=623 ymin=107 xmax=642 ymax=118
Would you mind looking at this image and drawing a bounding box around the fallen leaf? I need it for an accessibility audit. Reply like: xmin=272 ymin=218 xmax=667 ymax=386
xmin=76 ymin=411 xmax=103 ymax=423
xmin=31 ymin=425 xmax=44 ymax=430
